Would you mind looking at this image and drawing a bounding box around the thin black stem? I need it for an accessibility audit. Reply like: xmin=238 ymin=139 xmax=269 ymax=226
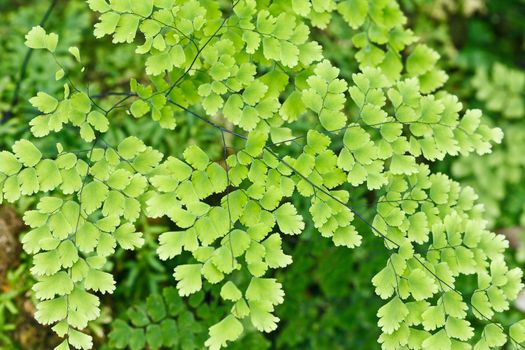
xmin=221 ymin=130 xmax=235 ymax=270
xmin=167 ymin=99 xmax=247 ymax=140
xmin=90 ymin=91 xmax=136 ymax=98
xmin=1 ymin=0 xmax=59 ymax=124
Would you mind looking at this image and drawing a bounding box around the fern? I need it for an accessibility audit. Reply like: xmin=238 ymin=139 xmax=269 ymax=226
xmin=452 ymin=63 xmax=525 ymax=228
xmin=1 ymin=0 xmax=525 ymax=349
xmin=109 ymin=287 xmax=209 ymax=350
xmin=472 ymin=63 xmax=524 ymax=120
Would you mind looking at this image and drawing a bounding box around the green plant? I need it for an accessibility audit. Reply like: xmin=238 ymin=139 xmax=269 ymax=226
xmin=0 ymin=264 xmax=31 ymax=349
xmin=1 ymin=1 xmax=525 ymax=349
xmin=401 ymin=0 xmax=525 ymax=261
xmin=108 ymin=287 xmax=206 ymax=350
xmin=472 ymin=63 xmax=524 ymax=119
xmin=451 ymin=63 xmax=525 ymax=264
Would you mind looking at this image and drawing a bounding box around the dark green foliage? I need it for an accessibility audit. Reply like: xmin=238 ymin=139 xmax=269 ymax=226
xmin=108 ymin=288 xmax=204 ymax=350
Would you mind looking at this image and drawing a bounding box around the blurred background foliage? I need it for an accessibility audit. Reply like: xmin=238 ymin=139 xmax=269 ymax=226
xmin=0 ymin=0 xmax=524 ymax=349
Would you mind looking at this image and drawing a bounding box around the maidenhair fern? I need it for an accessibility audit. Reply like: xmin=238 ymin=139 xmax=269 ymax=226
xmin=453 ymin=63 xmax=525 ymax=227
xmin=1 ymin=0 xmax=525 ymax=349
xmin=109 ymin=287 xmax=209 ymax=350
xmin=472 ymin=63 xmax=524 ymax=119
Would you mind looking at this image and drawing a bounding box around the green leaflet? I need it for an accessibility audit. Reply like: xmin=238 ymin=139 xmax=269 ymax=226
xmin=248 ymin=300 xmax=279 ymax=332
xmin=114 ymin=223 xmax=144 ymax=250
xmin=25 ymin=26 xmax=58 ymax=52
xmin=246 ymin=278 xmax=284 ymax=306
xmin=81 ymin=181 xmax=108 ymax=214
xmin=183 ymin=145 xmax=210 ymax=171
xmin=130 ymin=100 xmax=150 ymax=118
xmin=220 ymin=281 xmax=242 ymax=302
xmin=273 ymin=203 xmax=305 ymax=235
xmin=68 ymin=329 xmax=93 ymax=350
xmin=85 ymin=270 xmax=115 ymax=294
xmin=13 ymin=140 xmax=42 ymax=167
xmin=0 ymin=151 xmax=22 ymax=176
xmin=377 ymin=297 xmax=409 ymax=334
xmin=406 ymin=44 xmax=440 ymax=77
xmin=205 ymin=315 xmax=243 ymax=350
xmin=174 ymin=264 xmax=203 ymax=296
